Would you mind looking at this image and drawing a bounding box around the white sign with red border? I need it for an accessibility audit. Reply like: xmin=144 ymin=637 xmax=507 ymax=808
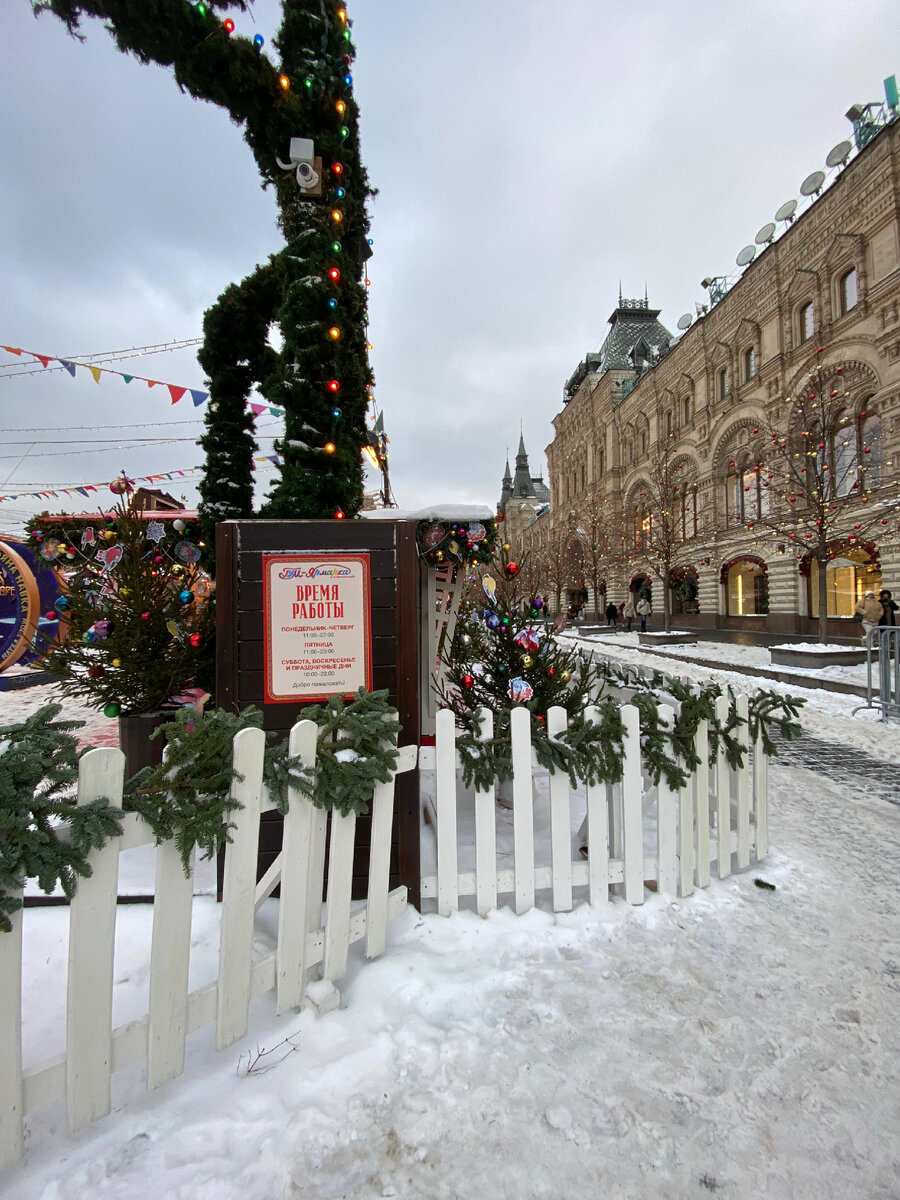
xmin=262 ymin=552 xmax=372 ymax=702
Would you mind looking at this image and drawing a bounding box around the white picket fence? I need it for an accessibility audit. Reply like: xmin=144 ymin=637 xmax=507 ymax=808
xmin=419 ymin=694 xmax=767 ymax=916
xmin=0 ymin=723 xmax=416 ymax=1172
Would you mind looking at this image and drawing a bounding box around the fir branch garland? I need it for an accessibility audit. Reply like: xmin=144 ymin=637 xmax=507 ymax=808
xmin=0 ymin=704 xmax=124 ymax=932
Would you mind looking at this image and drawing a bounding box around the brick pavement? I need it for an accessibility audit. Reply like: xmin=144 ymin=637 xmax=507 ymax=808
xmin=771 ymin=730 xmax=899 ymax=807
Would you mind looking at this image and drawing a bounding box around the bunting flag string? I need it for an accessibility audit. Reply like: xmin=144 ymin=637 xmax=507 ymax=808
xmin=0 ymin=454 xmax=283 ymax=504
xmin=1 ymin=342 xmax=211 ymax=408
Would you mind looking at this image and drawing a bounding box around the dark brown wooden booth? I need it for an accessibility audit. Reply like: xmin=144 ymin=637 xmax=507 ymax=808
xmin=215 ymin=519 xmax=421 ymax=907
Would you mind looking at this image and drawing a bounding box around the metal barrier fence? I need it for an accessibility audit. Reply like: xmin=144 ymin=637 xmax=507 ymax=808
xmin=856 ymin=628 xmax=900 ymax=722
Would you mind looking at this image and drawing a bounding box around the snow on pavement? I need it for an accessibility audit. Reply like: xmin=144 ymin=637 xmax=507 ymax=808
xmin=2 ymin=663 xmax=900 ymax=1199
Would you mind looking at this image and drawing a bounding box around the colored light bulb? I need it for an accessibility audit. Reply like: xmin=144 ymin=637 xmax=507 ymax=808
xmin=344 ymin=73 xmax=353 ymax=85
xmin=223 ymin=18 xmax=234 ymax=32
xmin=337 ymin=8 xmax=347 ymax=21
xmin=328 ymin=327 xmax=341 ymax=340
xmin=332 ymin=162 xmax=343 ymax=175
xmin=328 ymin=380 xmax=340 ymax=392
xmin=304 ymin=76 xmax=314 ymax=89
xmin=331 ymin=240 xmax=342 ymax=252
xmin=195 ymin=1 xmax=206 ymax=13
xmin=329 ymin=267 xmax=341 ymax=281
xmin=324 ymin=442 xmax=336 ymax=454
xmin=332 ymin=407 xmax=342 ymax=418
xmin=254 ymin=33 xmax=264 ymax=46
xmin=334 ymin=509 xmax=345 ymax=519
xmin=331 ymin=209 xmax=343 ymax=222
xmin=328 ymin=298 xmax=338 ymax=309
xmin=336 ymin=100 xmax=346 ymax=115
xmin=278 ymin=74 xmax=291 ymax=90
xmin=340 ymin=126 xmax=349 ymax=139
xmin=334 ymin=186 xmax=345 ymax=198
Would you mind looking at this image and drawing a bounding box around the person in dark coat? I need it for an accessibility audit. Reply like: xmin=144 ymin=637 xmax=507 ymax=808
xmin=878 ymin=589 xmax=898 ymax=626
xmin=605 ymin=601 xmax=618 ymax=628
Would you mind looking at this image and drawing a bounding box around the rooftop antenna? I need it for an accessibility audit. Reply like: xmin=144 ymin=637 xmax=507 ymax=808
xmin=644 ymin=282 xmax=648 ymax=305
xmin=618 ymin=280 xmax=622 ymax=305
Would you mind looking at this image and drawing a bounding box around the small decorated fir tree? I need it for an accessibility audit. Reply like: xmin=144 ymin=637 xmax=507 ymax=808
xmin=27 ymin=480 xmax=215 ymax=717
xmin=436 ymin=543 xmax=617 ymax=792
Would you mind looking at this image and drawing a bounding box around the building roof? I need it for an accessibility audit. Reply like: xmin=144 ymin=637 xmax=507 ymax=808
xmin=565 ymin=298 xmax=673 ymax=399
xmin=500 ymin=433 xmax=550 ymax=507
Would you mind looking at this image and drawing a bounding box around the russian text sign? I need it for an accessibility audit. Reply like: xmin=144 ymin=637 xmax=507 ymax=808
xmin=262 ymin=552 xmax=372 ymax=702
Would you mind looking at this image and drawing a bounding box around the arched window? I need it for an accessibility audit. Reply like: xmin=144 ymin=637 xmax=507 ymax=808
xmin=744 ymin=347 xmax=756 ymax=382
xmin=718 ymin=367 xmax=730 ymax=400
xmin=683 ymin=395 xmax=692 ymax=424
xmin=798 ymin=301 xmax=814 ymax=342
xmin=633 ymin=502 xmax=650 ymax=550
xmin=680 ymin=483 xmax=698 ymax=539
xmin=640 ymin=430 xmax=648 ymax=456
xmin=725 ymin=455 xmax=763 ymax=524
xmin=724 ymin=558 xmax=769 ymax=616
xmin=819 ymin=411 xmax=858 ymax=499
xmin=838 ymin=268 xmax=858 ymax=315
xmin=665 ymin=410 xmax=674 ymax=436
xmin=860 ymin=408 xmax=882 ymax=489
xmin=809 ymin=546 xmax=881 ymax=618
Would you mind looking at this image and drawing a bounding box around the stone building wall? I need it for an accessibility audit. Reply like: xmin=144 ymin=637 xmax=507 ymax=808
xmin=532 ymin=116 xmax=900 ymax=633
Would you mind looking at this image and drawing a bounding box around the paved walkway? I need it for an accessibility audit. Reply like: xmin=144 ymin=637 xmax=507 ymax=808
xmin=771 ymin=729 xmax=899 ymax=807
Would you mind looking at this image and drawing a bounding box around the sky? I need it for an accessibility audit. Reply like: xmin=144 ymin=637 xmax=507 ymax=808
xmin=0 ymin=0 xmax=897 ymax=534
xmin=4 ymin=638 xmax=900 ymax=1198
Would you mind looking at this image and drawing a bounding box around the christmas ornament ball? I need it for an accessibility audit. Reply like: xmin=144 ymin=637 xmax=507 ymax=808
xmin=521 ymin=654 xmax=533 ymax=668
xmin=88 ymin=665 xmax=104 ymax=680
xmin=506 ymin=562 xmax=519 ymax=576
xmin=502 ymin=543 xmax=511 ymax=552
xmin=55 ymin=596 xmax=69 ymax=610
xmin=104 ymin=530 xmax=117 ymax=542
xmin=461 ymin=674 xmax=474 ymax=689
xmin=178 ymin=589 xmax=193 ymax=604
xmin=103 ymin=703 xmax=120 ymax=718
xmin=173 ymin=519 xmax=186 ymax=532
xmin=112 ymin=658 xmax=121 ymax=668
xmin=140 ymin=612 xmax=151 ymax=621
xmin=561 ymin=670 xmax=572 ymax=683
xmin=189 ymin=633 xmax=204 ymax=648
xmin=45 ymin=610 xmax=57 ymax=621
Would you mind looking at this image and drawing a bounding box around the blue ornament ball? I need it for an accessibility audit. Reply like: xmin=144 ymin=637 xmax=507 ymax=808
xmin=178 ymin=589 xmax=192 ymax=604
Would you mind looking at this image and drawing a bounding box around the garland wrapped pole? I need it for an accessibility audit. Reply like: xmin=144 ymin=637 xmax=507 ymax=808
xmin=36 ymin=0 xmax=375 ymax=545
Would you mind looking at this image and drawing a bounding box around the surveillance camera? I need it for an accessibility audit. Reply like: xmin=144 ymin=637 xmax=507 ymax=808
xmin=700 ymin=277 xmax=713 ymax=289
xmin=296 ymin=161 xmax=319 ymax=189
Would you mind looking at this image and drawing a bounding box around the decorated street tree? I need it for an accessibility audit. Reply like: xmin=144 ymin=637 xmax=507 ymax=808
xmin=26 ymin=481 xmax=215 ymax=719
xmin=624 ymin=441 xmax=705 ymax=632
xmin=748 ymin=346 xmax=900 ymax=643
xmin=38 ymin=0 xmax=374 ymax=543
xmin=436 ymin=544 xmax=621 ymax=795
xmin=571 ymin=485 xmax=626 ymax=620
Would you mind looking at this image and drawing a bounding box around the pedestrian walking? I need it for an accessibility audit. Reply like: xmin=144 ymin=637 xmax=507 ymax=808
xmin=878 ymin=589 xmax=898 ymax=626
xmin=637 ymin=596 xmax=651 ymax=633
xmin=605 ymin=601 xmax=619 ymax=628
xmin=622 ymin=598 xmax=636 ymax=632
xmin=854 ymin=589 xmax=883 ymax=643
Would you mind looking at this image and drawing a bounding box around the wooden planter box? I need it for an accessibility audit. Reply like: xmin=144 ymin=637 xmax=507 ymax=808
xmin=769 ymin=646 xmax=867 ymax=670
xmin=638 ymin=632 xmax=698 ymax=647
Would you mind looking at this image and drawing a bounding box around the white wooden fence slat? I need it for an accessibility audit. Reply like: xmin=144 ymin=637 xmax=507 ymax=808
xmin=147 ymin=841 xmax=195 ymax=1090
xmin=754 ymin=732 xmax=768 ymax=859
xmin=656 ymin=705 xmax=678 ymax=897
xmin=216 ymin=726 xmax=266 ymax=1050
xmin=276 ymin=719 xmax=318 ymax=1015
xmin=621 ymin=705 xmax=644 ymax=905
xmin=678 ymin=779 xmax=694 ymax=898
xmin=584 ymin=706 xmax=609 ymax=907
xmin=714 ymin=695 xmax=731 ymax=879
xmin=547 ymin=706 xmax=573 ymax=912
xmin=695 ymin=718 xmax=711 ymax=888
xmin=510 ymin=706 xmax=535 ymax=915
xmin=254 ymin=855 xmax=283 ymax=912
xmin=473 ymin=708 xmax=498 ymax=917
xmin=66 ymin=747 xmax=125 ymax=1132
xmin=735 ymin=694 xmax=751 ymax=868
xmin=0 ymin=901 xmax=24 ymax=1170
xmin=435 ymin=707 xmax=459 ymax=916
xmin=322 ymin=810 xmax=357 ymax=982
xmin=365 ymin=742 xmax=415 ymax=958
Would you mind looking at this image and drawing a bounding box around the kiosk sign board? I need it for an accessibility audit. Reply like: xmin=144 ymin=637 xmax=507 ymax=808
xmin=262 ymin=551 xmax=373 ymax=702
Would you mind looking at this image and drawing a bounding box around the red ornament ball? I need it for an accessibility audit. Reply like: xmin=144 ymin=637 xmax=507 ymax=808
xmin=45 ymin=610 xmax=58 ymax=620
xmin=506 ymin=561 xmax=519 ymax=576
xmin=461 ymin=674 xmax=474 ymax=689
xmin=140 ymin=612 xmax=151 ymax=621
xmin=189 ymin=633 xmax=204 ymax=648
xmin=87 ymin=665 xmax=104 ymax=680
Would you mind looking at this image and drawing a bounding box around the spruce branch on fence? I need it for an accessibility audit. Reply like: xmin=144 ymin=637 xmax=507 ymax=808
xmin=0 ymin=703 xmax=124 ymax=932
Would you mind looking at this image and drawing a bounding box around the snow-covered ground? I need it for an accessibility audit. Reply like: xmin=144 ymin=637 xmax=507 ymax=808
xmin=2 ymin=657 xmax=900 ymax=1200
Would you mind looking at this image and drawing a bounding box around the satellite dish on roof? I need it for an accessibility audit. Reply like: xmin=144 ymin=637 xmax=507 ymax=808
xmin=736 ymin=245 xmax=756 ymax=267
xmin=775 ymin=198 xmax=797 ymax=223
xmin=755 ymin=221 xmax=776 ymax=245
xmin=676 ymin=313 xmax=693 ymax=330
xmin=825 ymin=140 xmax=852 ymax=169
xmin=800 ymin=170 xmax=826 ymax=197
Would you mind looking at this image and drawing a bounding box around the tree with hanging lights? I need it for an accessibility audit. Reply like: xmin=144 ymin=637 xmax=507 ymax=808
xmin=623 ymin=441 xmax=706 ymax=633
xmin=740 ymin=346 xmax=900 ymax=644
xmin=569 ymin=484 xmax=627 ymax=622
xmin=36 ymin=0 xmax=374 ymax=545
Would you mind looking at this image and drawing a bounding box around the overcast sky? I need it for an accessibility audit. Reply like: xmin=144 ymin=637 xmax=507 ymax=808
xmin=0 ymin=0 xmax=895 ymax=533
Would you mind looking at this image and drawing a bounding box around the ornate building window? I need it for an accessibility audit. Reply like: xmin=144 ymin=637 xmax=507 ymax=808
xmin=859 ymin=407 xmax=882 ymax=489
xmin=743 ymin=346 xmax=756 ymax=382
xmin=680 ymin=483 xmax=698 ymax=539
xmin=683 ymin=395 xmax=692 ymax=424
xmin=718 ymin=367 xmax=730 ymax=400
xmin=798 ymin=300 xmax=814 ymax=343
xmin=838 ymin=267 xmax=858 ymax=315
xmin=723 ymin=557 xmax=769 ymax=616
